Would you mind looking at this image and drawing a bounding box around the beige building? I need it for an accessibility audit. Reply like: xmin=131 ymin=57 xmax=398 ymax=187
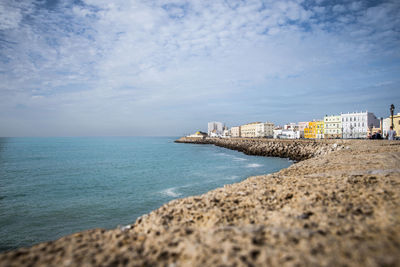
xmin=230 ymin=126 xmax=241 ymax=138
xmin=255 ymin=122 xmax=274 ymax=137
xmin=324 ymin=115 xmax=342 ymax=139
xmin=241 ymin=122 xmax=260 ymax=138
xmin=383 ymin=113 xmax=400 ymax=138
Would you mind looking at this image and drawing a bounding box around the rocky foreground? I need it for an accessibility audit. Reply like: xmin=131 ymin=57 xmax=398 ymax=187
xmin=1 ymin=138 xmax=400 ymax=266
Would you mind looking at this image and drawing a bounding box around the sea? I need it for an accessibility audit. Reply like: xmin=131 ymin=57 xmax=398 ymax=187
xmin=0 ymin=137 xmax=292 ymax=252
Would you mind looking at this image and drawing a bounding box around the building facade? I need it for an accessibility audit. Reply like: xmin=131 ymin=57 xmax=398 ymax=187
xmin=382 ymin=117 xmax=391 ymax=138
xmin=297 ymin=122 xmax=308 ymax=138
xmin=383 ymin=113 xmax=400 ymax=138
xmin=255 ymin=122 xmax=274 ymax=138
xmin=341 ymin=111 xmax=380 ymax=139
xmin=208 ymin=121 xmax=224 ymax=137
xmin=230 ymin=126 xmax=241 ymax=138
xmin=324 ymin=115 xmax=342 ymax=139
xmin=273 ymin=129 xmax=301 ymax=139
xmin=316 ymin=120 xmax=324 ymax=139
xmin=241 ymin=122 xmax=260 ymax=138
xmin=304 ymin=121 xmax=316 ymax=139
xmin=187 ymin=131 xmax=207 ymax=139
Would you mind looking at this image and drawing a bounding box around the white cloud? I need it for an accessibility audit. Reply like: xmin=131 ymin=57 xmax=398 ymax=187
xmin=0 ymin=0 xmax=399 ymax=136
xmin=0 ymin=3 xmax=23 ymax=30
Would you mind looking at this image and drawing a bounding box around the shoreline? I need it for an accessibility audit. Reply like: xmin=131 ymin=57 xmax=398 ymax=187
xmin=1 ymin=138 xmax=400 ymax=266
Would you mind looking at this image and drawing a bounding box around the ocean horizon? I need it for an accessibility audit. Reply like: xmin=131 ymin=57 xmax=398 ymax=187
xmin=0 ymin=136 xmax=292 ymax=252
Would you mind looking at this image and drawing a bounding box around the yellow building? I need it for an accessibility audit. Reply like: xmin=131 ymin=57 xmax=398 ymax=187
xmin=316 ymin=120 xmax=324 ymax=139
xmin=383 ymin=113 xmax=400 ymax=138
xmin=304 ymin=121 xmax=316 ymax=139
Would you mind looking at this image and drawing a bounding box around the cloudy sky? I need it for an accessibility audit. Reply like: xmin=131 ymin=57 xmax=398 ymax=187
xmin=0 ymin=0 xmax=399 ymax=136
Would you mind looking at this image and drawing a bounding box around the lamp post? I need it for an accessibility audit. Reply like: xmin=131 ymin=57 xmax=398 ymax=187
xmin=390 ymin=104 xmax=395 ymax=128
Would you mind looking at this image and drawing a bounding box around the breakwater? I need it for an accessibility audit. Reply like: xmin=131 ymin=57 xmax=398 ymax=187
xmin=175 ymin=137 xmax=345 ymax=161
xmin=1 ymin=139 xmax=399 ymax=266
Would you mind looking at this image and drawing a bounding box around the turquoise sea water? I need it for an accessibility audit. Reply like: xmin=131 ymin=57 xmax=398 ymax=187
xmin=0 ymin=137 xmax=291 ymax=252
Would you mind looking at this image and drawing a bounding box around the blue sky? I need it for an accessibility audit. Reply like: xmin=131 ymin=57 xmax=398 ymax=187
xmin=0 ymin=0 xmax=399 ymax=136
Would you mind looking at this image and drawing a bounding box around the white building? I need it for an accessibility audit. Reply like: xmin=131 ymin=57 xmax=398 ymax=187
xmin=208 ymin=121 xmax=225 ymax=137
xmin=255 ymin=122 xmax=274 ymax=138
xmin=382 ymin=117 xmax=391 ymax=138
xmin=341 ymin=111 xmax=380 ymax=139
xmin=222 ymin=128 xmax=231 ymax=138
xmin=284 ymin=123 xmax=298 ymax=131
xmin=187 ymin=131 xmax=207 ymax=139
xmin=273 ymin=129 xmax=301 ymax=139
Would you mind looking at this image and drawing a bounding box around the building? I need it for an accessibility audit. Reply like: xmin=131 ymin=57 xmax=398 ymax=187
xmin=187 ymin=131 xmax=207 ymax=139
xmin=241 ymin=122 xmax=261 ymax=138
xmin=393 ymin=113 xmax=400 ymax=135
xmin=316 ymin=120 xmax=324 ymax=139
xmin=230 ymin=126 xmax=241 ymax=138
xmin=255 ymin=122 xmax=274 ymax=138
xmin=284 ymin=123 xmax=298 ymax=131
xmin=304 ymin=121 xmax=317 ymax=139
xmin=383 ymin=113 xmax=400 ymax=138
xmin=382 ymin=117 xmax=391 ymax=138
xmin=341 ymin=111 xmax=379 ymax=139
xmin=273 ymin=129 xmax=301 ymax=139
xmin=297 ymin=122 xmax=308 ymax=138
xmin=208 ymin=121 xmax=225 ymax=137
xmin=222 ymin=128 xmax=231 ymax=138
xmin=324 ymin=115 xmax=342 ymax=139
xmin=298 ymin=122 xmax=308 ymax=132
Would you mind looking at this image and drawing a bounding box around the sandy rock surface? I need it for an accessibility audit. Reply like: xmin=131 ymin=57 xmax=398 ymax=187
xmin=1 ymin=139 xmax=399 ymax=267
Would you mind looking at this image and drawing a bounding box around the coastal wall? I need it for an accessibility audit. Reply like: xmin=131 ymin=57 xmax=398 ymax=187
xmin=1 ymin=139 xmax=400 ymax=266
xmin=175 ymin=137 xmax=346 ymax=161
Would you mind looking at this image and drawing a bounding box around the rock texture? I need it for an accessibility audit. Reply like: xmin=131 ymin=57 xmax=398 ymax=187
xmin=175 ymin=137 xmax=347 ymax=161
xmin=1 ymin=139 xmax=400 ymax=267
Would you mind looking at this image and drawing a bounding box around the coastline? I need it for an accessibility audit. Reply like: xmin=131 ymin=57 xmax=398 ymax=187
xmin=1 ymin=138 xmax=400 ymax=266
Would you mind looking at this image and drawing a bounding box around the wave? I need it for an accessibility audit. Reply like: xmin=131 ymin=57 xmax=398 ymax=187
xmin=233 ymin=157 xmax=247 ymax=161
xmin=246 ymin=163 xmax=263 ymax=168
xmin=160 ymin=187 xmax=181 ymax=197
xmin=225 ymin=175 xmax=240 ymax=180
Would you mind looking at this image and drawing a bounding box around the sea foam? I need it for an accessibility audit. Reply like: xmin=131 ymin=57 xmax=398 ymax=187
xmin=161 ymin=187 xmax=181 ymax=197
xmin=246 ymin=163 xmax=262 ymax=168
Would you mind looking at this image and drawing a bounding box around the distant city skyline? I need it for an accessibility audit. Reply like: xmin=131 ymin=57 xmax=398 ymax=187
xmin=0 ymin=0 xmax=399 ymax=137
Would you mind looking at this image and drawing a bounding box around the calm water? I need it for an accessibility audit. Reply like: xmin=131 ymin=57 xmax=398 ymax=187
xmin=0 ymin=137 xmax=291 ymax=251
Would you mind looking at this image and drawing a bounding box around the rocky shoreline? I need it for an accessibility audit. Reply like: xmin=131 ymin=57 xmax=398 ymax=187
xmin=1 ymin=139 xmax=400 ymax=266
xmin=174 ymin=137 xmax=347 ymax=161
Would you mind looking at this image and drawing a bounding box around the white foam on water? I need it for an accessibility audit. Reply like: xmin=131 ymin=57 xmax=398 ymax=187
xmin=246 ymin=163 xmax=262 ymax=168
xmin=160 ymin=187 xmax=181 ymax=197
xmin=233 ymin=157 xmax=247 ymax=161
xmin=225 ymin=175 xmax=240 ymax=180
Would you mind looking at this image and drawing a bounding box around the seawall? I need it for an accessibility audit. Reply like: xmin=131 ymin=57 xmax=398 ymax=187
xmin=1 ymin=139 xmax=400 ymax=266
xmin=174 ymin=137 xmax=347 ymax=161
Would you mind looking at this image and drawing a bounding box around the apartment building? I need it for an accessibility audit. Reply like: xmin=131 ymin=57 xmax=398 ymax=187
xmin=341 ymin=111 xmax=379 ymax=139
xmin=324 ymin=115 xmax=342 ymax=139
xmin=255 ymin=122 xmax=274 ymax=138
xmin=230 ymin=126 xmax=241 ymax=138
xmin=241 ymin=122 xmax=260 ymax=138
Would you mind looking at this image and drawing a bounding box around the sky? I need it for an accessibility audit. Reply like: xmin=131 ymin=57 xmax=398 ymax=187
xmin=0 ymin=0 xmax=399 ymax=136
